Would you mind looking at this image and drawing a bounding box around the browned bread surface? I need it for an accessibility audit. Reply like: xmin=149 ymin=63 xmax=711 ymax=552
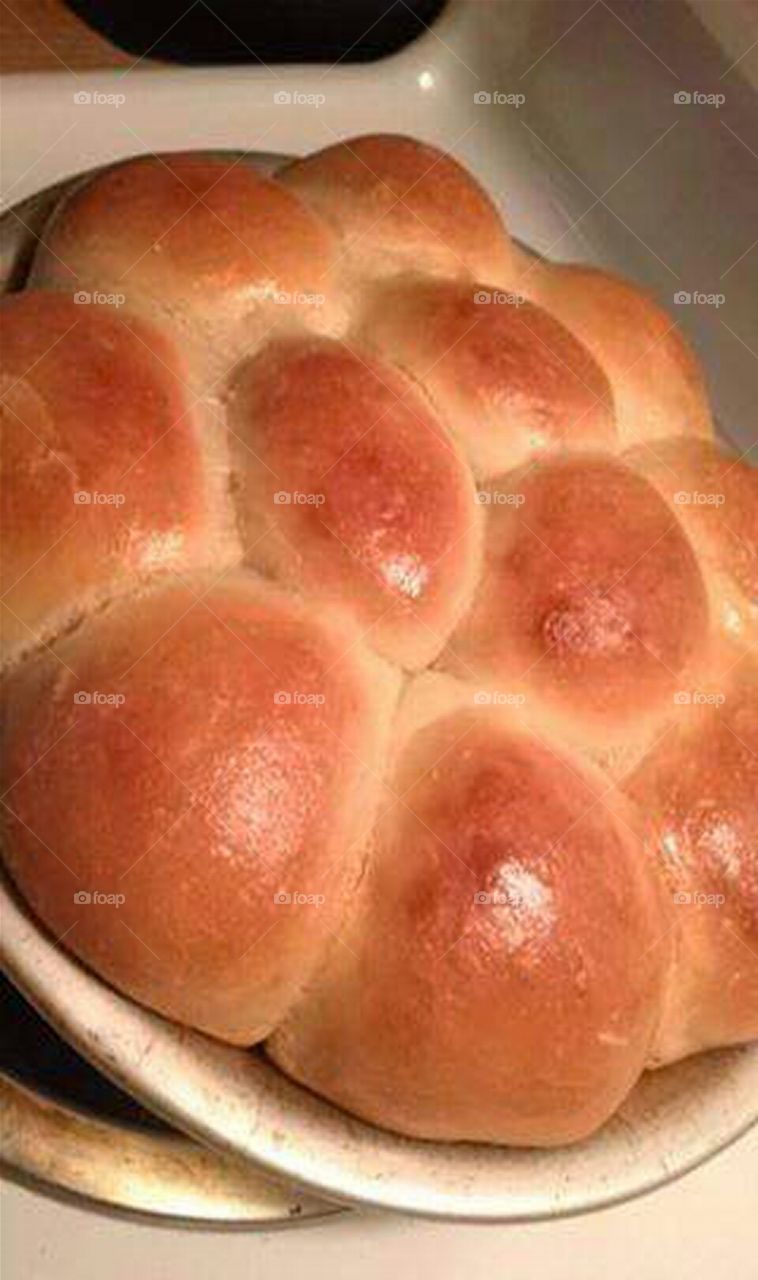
xmin=2 ymin=134 xmax=755 ymax=1147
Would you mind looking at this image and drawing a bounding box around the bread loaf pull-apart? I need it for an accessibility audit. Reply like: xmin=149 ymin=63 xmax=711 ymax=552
xmin=1 ymin=135 xmax=755 ymax=1147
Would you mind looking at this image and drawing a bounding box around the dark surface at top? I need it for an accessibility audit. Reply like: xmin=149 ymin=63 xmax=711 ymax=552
xmin=66 ymin=0 xmax=448 ymax=64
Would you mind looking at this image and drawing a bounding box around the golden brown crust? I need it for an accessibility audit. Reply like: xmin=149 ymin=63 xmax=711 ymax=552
xmin=280 ymin=133 xmax=518 ymax=284
xmin=0 ymin=135 xmax=754 ymax=1148
xmin=442 ymin=455 xmax=711 ymax=762
xmin=515 ymin=257 xmax=714 ymax=448
xmin=226 ymin=334 xmax=482 ymax=669
xmin=624 ymin=661 xmax=758 ymax=1063
xmin=269 ymin=708 xmax=667 ymax=1144
xmin=31 ymin=153 xmax=347 ymax=385
xmin=356 ymin=276 xmax=616 ymax=477
xmin=0 ymin=290 xmax=237 ymax=664
xmin=626 ymin=438 xmax=757 ymax=651
xmin=0 ymin=575 xmax=399 ymax=1043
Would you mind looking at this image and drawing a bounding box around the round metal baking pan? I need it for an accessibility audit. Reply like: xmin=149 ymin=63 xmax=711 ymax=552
xmin=0 ymin=1068 xmax=340 ymax=1228
xmin=1 ymin=155 xmax=757 ymax=1222
xmin=0 ymin=966 xmax=339 ymax=1228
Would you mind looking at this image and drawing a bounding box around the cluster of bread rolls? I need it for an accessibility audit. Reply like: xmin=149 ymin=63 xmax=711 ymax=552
xmin=1 ymin=135 xmax=755 ymax=1146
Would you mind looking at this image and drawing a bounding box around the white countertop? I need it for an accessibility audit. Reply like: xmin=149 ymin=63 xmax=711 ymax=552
xmin=3 ymin=1123 xmax=757 ymax=1280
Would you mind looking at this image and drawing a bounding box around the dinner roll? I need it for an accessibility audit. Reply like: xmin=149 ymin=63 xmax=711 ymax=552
xmin=515 ymin=257 xmax=713 ymax=446
xmin=1 ymin=575 xmax=398 ymax=1043
xmin=0 ymin=290 xmax=235 ymax=665
xmin=1 ymin=134 xmax=754 ymax=1149
xmin=269 ymin=690 xmax=667 ymax=1145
